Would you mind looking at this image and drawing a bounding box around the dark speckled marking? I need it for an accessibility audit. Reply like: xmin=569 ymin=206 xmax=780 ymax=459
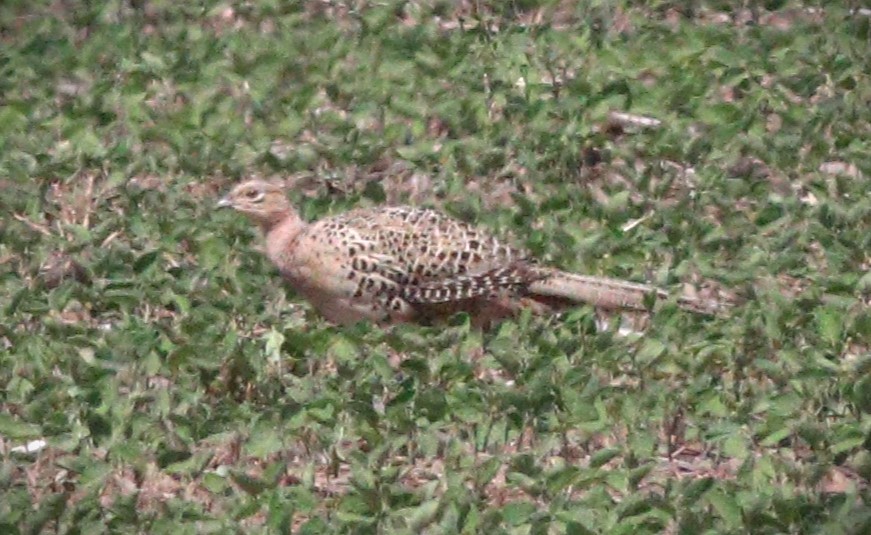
xmin=305 ymin=204 xmax=529 ymax=318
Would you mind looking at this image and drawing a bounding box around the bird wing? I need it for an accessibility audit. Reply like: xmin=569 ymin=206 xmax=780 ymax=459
xmin=402 ymin=264 xmax=545 ymax=304
xmin=328 ymin=206 xmax=529 ymax=285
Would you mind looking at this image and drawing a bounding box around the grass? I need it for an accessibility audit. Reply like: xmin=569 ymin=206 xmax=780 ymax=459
xmin=1 ymin=0 xmax=870 ymax=533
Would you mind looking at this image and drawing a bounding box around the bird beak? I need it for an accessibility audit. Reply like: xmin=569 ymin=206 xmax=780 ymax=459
xmin=216 ymin=197 xmax=233 ymax=209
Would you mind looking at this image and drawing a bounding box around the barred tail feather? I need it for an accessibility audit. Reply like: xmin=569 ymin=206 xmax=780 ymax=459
xmin=528 ymin=268 xmax=723 ymax=315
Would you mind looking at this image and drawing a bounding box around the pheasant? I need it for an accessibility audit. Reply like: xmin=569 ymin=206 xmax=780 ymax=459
xmin=218 ymin=179 xmax=724 ymax=327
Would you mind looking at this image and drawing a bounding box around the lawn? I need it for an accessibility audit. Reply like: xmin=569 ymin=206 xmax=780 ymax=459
xmin=1 ymin=1 xmax=870 ymax=533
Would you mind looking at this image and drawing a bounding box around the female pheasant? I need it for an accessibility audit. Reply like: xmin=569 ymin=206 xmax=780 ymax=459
xmin=218 ymin=180 xmax=721 ymax=326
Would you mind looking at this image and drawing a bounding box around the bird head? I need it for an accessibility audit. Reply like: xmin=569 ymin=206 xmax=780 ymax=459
xmin=218 ymin=180 xmax=294 ymax=229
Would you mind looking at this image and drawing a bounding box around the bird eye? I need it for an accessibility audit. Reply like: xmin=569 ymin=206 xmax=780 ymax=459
xmin=245 ymin=189 xmax=261 ymax=200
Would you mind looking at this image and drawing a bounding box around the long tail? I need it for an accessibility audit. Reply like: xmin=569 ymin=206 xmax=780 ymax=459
xmin=402 ymin=264 xmax=728 ymax=315
xmin=528 ymin=268 xmax=725 ymax=315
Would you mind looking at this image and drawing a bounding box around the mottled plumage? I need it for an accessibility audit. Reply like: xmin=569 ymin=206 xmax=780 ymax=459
xmin=218 ymin=180 xmax=721 ymax=326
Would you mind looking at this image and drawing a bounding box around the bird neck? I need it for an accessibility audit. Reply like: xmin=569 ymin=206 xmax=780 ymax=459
xmin=264 ymin=210 xmax=307 ymax=267
xmin=256 ymin=206 xmax=301 ymax=233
